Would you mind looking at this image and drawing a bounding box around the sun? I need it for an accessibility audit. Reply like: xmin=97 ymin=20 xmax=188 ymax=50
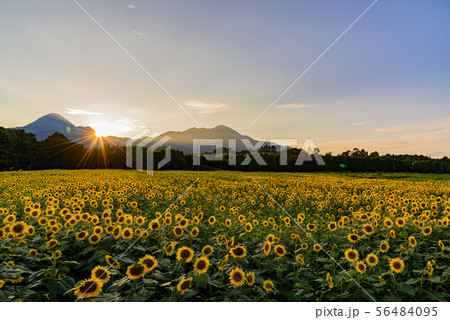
xmin=91 ymin=120 xmax=119 ymax=138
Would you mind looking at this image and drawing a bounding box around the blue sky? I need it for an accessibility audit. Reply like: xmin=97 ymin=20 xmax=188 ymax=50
xmin=0 ymin=0 xmax=449 ymax=156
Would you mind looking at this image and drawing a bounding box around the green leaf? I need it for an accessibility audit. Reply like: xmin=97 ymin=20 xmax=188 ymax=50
xmin=398 ymin=283 xmax=415 ymax=296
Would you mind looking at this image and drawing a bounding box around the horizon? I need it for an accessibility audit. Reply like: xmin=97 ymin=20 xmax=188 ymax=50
xmin=1 ymin=0 xmax=449 ymax=156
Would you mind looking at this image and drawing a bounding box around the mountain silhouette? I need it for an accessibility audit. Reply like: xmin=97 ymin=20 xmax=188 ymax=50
xmin=17 ymin=113 xmax=278 ymax=153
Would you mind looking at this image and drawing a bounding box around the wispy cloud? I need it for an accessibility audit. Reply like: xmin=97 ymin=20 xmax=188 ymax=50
xmin=132 ymin=29 xmax=145 ymax=37
xmin=351 ymin=121 xmax=370 ymax=126
xmin=128 ymin=4 xmax=135 ymax=9
xmin=375 ymin=117 xmax=450 ymax=132
xmin=66 ymin=108 xmax=103 ymax=116
xmin=186 ymin=101 xmax=229 ymax=114
xmin=275 ymin=103 xmax=317 ymax=110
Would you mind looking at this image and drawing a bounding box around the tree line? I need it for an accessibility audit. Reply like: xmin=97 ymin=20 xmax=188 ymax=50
xmin=1 ymin=127 xmax=449 ymax=173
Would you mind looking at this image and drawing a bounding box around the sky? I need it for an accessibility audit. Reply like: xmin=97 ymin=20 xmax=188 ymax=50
xmin=0 ymin=0 xmax=449 ymax=156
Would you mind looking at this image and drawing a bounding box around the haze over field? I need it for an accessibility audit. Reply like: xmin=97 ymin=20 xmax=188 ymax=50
xmin=1 ymin=0 xmax=449 ymax=156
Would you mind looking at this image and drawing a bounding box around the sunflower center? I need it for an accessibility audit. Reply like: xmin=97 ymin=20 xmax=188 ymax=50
xmin=129 ymin=265 xmax=145 ymax=276
xmin=181 ymin=250 xmax=190 ymax=259
xmin=233 ymin=272 xmax=243 ymax=282
xmin=80 ymin=281 xmax=98 ymax=294
xmin=393 ymin=262 xmax=401 ymax=269
xmin=181 ymin=280 xmax=191 ymax=290
xmin=197 ymin=260 xmax=206 ymax=270
xmin=233 ymin=247 xmax=244 ymax=256
xmin=143 ymin=259 xmax=154 ymax=268
xmin=95 ymin=270 xmax=107 ymax=279
xmin=348 ymin=252 xmax=355 ymax=259
xmin=13 ymin=224 xmax=24 ymax=233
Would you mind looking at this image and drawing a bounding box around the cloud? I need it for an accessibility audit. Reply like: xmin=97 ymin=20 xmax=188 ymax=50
xmin=319 ymin=128 xmax=450 ymax=157
xmin=351 ymin=121 xmax=371 ymax=126
xmin=275 ymin=103 xmax=317 ymax=109
xmin=66 ymin=108 xmax=103 ymax=116
xmin=375 ymin=117 xmax=450 ymax=132
xmin=132 ymin=29 xmax=145 ymax=37
xmin=186 ymin=101 xmax=229 ymax=114
xmin=128 ymin=4 xmax=135 ymax=9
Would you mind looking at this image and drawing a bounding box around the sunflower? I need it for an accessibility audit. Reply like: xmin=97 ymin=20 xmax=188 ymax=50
xmin=46 ymin=239 xmax=58 ymax=250
xmin=229 ymin=244 xmax=247 ymax=259
xmin=74 ymin=278 xmax=103 ymax=299
xmin=246 ymin=272 xmax=255 ymax=286
xmin=301 ymin=242 xmax=308 ymax=250
xmin=105 ymin=255 xmax=120 ymax=269
xmin=53 ymin=250 xmax=62 ymax=260
xmin=218 ymin=254 xmax=229 ymax=270
xmin=438 ymin=240 xmax=445 ymax=251
xmin=313 ymin=244 xmax=321 ymax=252
xmin=347 ymin=233 xmax=360 ymax=243
xmin=356 ymin=261 xmax=367 ymax=274
xmin=190 ymin=227 xmax=199 ymax=237
xmin=426 ymin=260 xmax=433 ymax=277
xmin=379 ymin=241 xmax=390 ymax=253
xmin=121 ymin=227 xmax=133 ymax=240
xmin=89 ymin=233 xmax=101 ymax=244
xmin=29 ymin=249 xmax=38 ymax=257
xmin=229 ymin=267 xmax=246 ymax=286
xmin=208 ymin=216 xmax=216 ymax=225
xmin=75 ymin=231 xmax=88 ymax=241
xmin=362 ymin=224 xmax=374 ymax=235
xmin=395 ymin=217 xmax=406 ymax=227
xmin=165 ymin=241 xmax=177 ymax=256
xmin=274 ymin=244 xmax=286 ymax=257
xmin=263 ymin=241 xmax=271 ymax=255
xmin=177 ymin=277 xmax=193 ymax=295
xmin=91 ymin=266 xmax=111 ymax=283
xmin=366 ymin=253 xmax=379 ymax=267
xmin=328 ymin=222 xmax=337 ymax=231
xmin=263 ymin=279 xmax=274 ymax=292
xmin=176 ymin=246 xmax=194 ymax=263
xmin=306 ymin=223 xmax=316 ymax=231
xmin=139 ymin=254 xmax=158 ymax=271
xmin=422 ymin=226 xmax=432 ymax=236
xmin=408 ymin=236 xmax=417 ymax=248
xmin=193 ymin=256 xmax=210 ymax=274
xmin=389 ymin=257 xmax=405 ymax=274
xmin=326 ymin=272 xmax=333 ymax=289
xmin=173 ymin=226 xmax=184 ymax=237
xmin=296 ymin=254 xmax=305 ymax=265
xmin=390 ymin=230 xmax=396 ymax=238
xmin=10 ymin=221 xmax=27 ymax=237
xmin=126 ymin=264 xmax=148 ymax=280
xmin=201 ymin=245 xmax=213 ymax=257
xmin=344 ymin=248 xmax=359 ymax=263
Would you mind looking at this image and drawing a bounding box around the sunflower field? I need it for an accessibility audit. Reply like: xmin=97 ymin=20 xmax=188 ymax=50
xmin=0 ymin=170 xmax=449 ymax=302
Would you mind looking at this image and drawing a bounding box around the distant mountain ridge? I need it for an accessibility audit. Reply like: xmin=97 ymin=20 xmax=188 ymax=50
xmin=16 ymin=113 xmax=95 ymax=142
xmin=15 ymin=113 xmax=276 ymax=153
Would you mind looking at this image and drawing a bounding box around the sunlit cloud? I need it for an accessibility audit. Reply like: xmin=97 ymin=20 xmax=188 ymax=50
xmin=351 ymin=121 xmax=371 ymax=126
xmin=375 ymin=117 xmax=450 ymax=132
xmin=186 ymin=101 xmax=229 ymax=114
xmin=128 ymin=4 xmax=135 ymax=9
xmin=66 ymin=108 xmax=103 ymax=116
xmin=132 ymin=29 xmax=145 ymax=37
xmin=275 ymin=103 xmax=317 ymax=109
xmin=320 ymin=128 xmax=450 ymax=157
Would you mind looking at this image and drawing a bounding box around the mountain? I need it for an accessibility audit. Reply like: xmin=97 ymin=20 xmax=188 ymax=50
xmin=16 ymin=114 xmax=279 ymax=153
xmin=17 ymin=113 xmax=95 ymax=142
xmin=151 ymin=125 xmax=262 ymax=153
